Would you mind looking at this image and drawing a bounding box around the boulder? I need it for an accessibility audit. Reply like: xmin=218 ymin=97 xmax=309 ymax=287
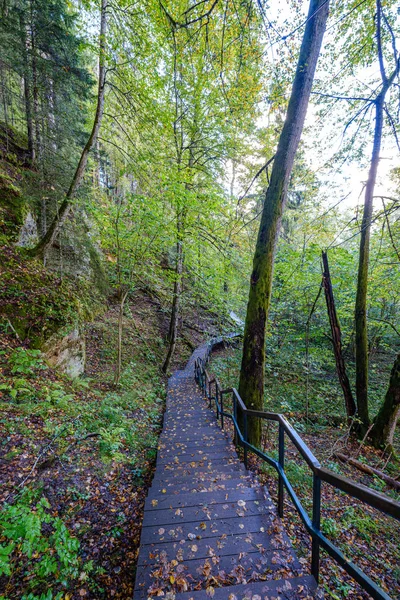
xmin=43 ymin=326 xmax=86 ymax=378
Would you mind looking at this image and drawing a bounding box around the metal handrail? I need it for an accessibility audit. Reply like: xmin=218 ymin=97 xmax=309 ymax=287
xmin=193 ymin=349 xmax=400 ymax=600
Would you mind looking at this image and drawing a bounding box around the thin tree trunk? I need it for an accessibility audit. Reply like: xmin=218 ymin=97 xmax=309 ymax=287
xmin=322 ymin=251 xmax=356 ymax=419
xmin=114 ymin=289 xmax=129 ymax=387
xmin=19 ymin=11 xmax=35 ymax=163
xmin=0 ymin=63 xmax=9 ymax=152
xmin=354 ymin=0 xmax=400 ymax=434
xmin=29 ymin=0 xmax=108 ymax=259
xmin=370 ymin=354 xmax=400 ymax=450
xmin=354 ymin=96 xmax=383 ymax=432
xmin=238 ymin=0 xmax=330 ymax=446
xmin=30 ymin=0 xmax=41 ymax=164
xmin=162 ymin=234 xmax=183 ymax=374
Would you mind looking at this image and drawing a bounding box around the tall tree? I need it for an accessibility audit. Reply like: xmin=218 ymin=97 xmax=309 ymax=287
xmin=19 ymin=9 xmax=35 ymax=163
xmin=238 ymin=0 xmax=330 ymax=446
xmin=158 ymin=0 xmax=264 ymax=372
xmin=354 ymin=0 xmax=400 ymax=433
xmin=29 ymin=0 xmax=108 ymax=259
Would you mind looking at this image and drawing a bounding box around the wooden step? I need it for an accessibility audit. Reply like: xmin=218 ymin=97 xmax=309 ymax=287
xmin=133 ymin=344 xmax=319 ymax=599
xmin=133 ymin=575 xmax=318 ymax=599
xmin=144 ymin=487 xmax=266 ymax=511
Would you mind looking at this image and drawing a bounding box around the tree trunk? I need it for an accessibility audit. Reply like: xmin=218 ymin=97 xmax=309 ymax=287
xmin=354 ymin=96 xmax=384 ymax=433
xmin=238 ymin=0 xmax=330 ymax=446
xmin=322 ymin=251 xmax=356 ymax=419
xmin=30 ymin=0 xmax=41 ymax=164
xmin=29 ymin=0 xmax=108 ymax=259
xmin=0 ymin=63 xmax=9 ymax=151
xmin=162 ymin=235 xmax=183 ymax=374
xmin=19 ymin=11 xmax=35 ymax=163
xmin=370 ymin=354 xmax=400 ymax=450
xmin=114 ymin=289 xmax=129 ymax=387
xmin=354 ymin=1 xmax=400 ymax=434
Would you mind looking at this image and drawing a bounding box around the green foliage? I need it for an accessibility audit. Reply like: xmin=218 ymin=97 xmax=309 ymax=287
xmin=9 ymin=348 xmax=47 ymax=376
xmin=0 ymin=342 xmax=164 ymax=464
xmin=0 ymin=489 xmax=81 ymax=597
xmin=0 ymin=0 xmax=399 ymax=596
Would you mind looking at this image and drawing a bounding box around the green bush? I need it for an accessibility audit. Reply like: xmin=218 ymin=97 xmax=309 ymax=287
xmin=0 ymin=490 xmax=81 ymax=599
xmin=9 ymin=348 xmax=47 ymax=376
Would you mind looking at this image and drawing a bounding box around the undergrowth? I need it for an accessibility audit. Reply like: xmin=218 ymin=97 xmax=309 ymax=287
xmin=0 ymin=341 xmax=165 ymax=600
xmin=210 ymin=346 xmax=400 ymax=598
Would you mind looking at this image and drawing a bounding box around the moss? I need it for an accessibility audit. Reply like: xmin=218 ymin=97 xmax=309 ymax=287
xmin=0 ymin=161 xmax=27 ymax=242
xmin=85 ymin=235 xmax=109 ymax=296
xmin=0 ymin=121 xmax=28 ymax=152
xmin=0 ymin=245 xmax=104 ymax=347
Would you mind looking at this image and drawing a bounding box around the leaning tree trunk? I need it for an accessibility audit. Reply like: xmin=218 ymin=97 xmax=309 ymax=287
xmin=322 ymin=251 xmax=356 ymax=420
xmin=370 ymin=354 xmax=400 ymax=450
xmin=162 ymin=235 xmax=183 ymax=374
xmin=30 ymin=0 xmax=108 ymax=259
xmin=238 ymin=0 xmax=330 ymax=446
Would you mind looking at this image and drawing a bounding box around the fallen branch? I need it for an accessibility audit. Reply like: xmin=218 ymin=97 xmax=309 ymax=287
xmin=6 ymin=319 xmax=20 ymax=340
xmin=355 ymin=423 xmax=374 ymax=457
xmin=36 ymin=433 xmax=102 ymax=470
xmin=334 ymin=452 xmax=400 ymax=491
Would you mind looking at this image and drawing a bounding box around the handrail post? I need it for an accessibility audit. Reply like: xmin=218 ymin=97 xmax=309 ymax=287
xmin=220 ymin=387 xmax=224 ymax=429
xmin=243 ymin=410 xmax=248 ymax=469
xmin=209 ymin=379 xmax=213 ymax=411
xmin=233 ymin=391 xmax=238 ymax=446
xmin=311 ymin=473 xmax=321 ymax=583
xmin=278 ymin=422 xmax=285 ymax=518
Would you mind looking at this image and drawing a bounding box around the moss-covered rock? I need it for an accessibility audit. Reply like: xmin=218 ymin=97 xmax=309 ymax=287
xmin=0 ymin=245 xmax=103 ymax=351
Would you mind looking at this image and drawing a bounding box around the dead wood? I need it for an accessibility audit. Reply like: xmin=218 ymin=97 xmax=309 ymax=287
xmin=334 ymin=452 xmax=400 ymax=491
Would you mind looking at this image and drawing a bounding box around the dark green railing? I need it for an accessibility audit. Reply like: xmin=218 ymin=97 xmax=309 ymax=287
xmin=194 ymin=344 xmax=400 ymax=600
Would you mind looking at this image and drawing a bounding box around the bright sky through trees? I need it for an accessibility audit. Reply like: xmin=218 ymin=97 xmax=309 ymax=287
xmin=249 ymin=0 xmax=399 ymax=216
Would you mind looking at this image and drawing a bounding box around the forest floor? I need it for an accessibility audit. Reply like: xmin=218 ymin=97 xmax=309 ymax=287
xmin=210 ymin=346 xmax=400 ymax=600
xmin=1 ymin=286 xmax=399 ymax=599
xmin=0 ymin=288 xmax=214 ymax=600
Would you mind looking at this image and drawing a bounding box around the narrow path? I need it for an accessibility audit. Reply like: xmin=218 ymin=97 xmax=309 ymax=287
xmin=133 ymin=345 xmax=318 ymax=599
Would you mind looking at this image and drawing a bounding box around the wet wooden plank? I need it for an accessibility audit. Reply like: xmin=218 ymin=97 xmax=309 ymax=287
xmin=152 ymin=465 xmax=245 ymax=483
xmin=134 ymin=546 xmax=301 ymax=591
xmin=158 ymin=439 xmax=232 ymax=452
xmin=133 ymin=575 xmax=317 ymax=599
xmin=144 ymin=488 xmax=265 ymax=511
xmin=142 ymin=499 xmax=276 ymax=527
xmin=139 ymin=513 xmax=276 ymax=545
xmin=137 ymin=528 xmax=293 ymax=566
xmin=156 ymin=450 xmax=237 ymax=464
xmin=147 ymin=477 xmax=255 ymax=498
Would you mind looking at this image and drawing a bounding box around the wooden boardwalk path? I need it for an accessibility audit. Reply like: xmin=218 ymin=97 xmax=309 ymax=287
xmin=134 ymin=345 xmax=318 ymax=599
